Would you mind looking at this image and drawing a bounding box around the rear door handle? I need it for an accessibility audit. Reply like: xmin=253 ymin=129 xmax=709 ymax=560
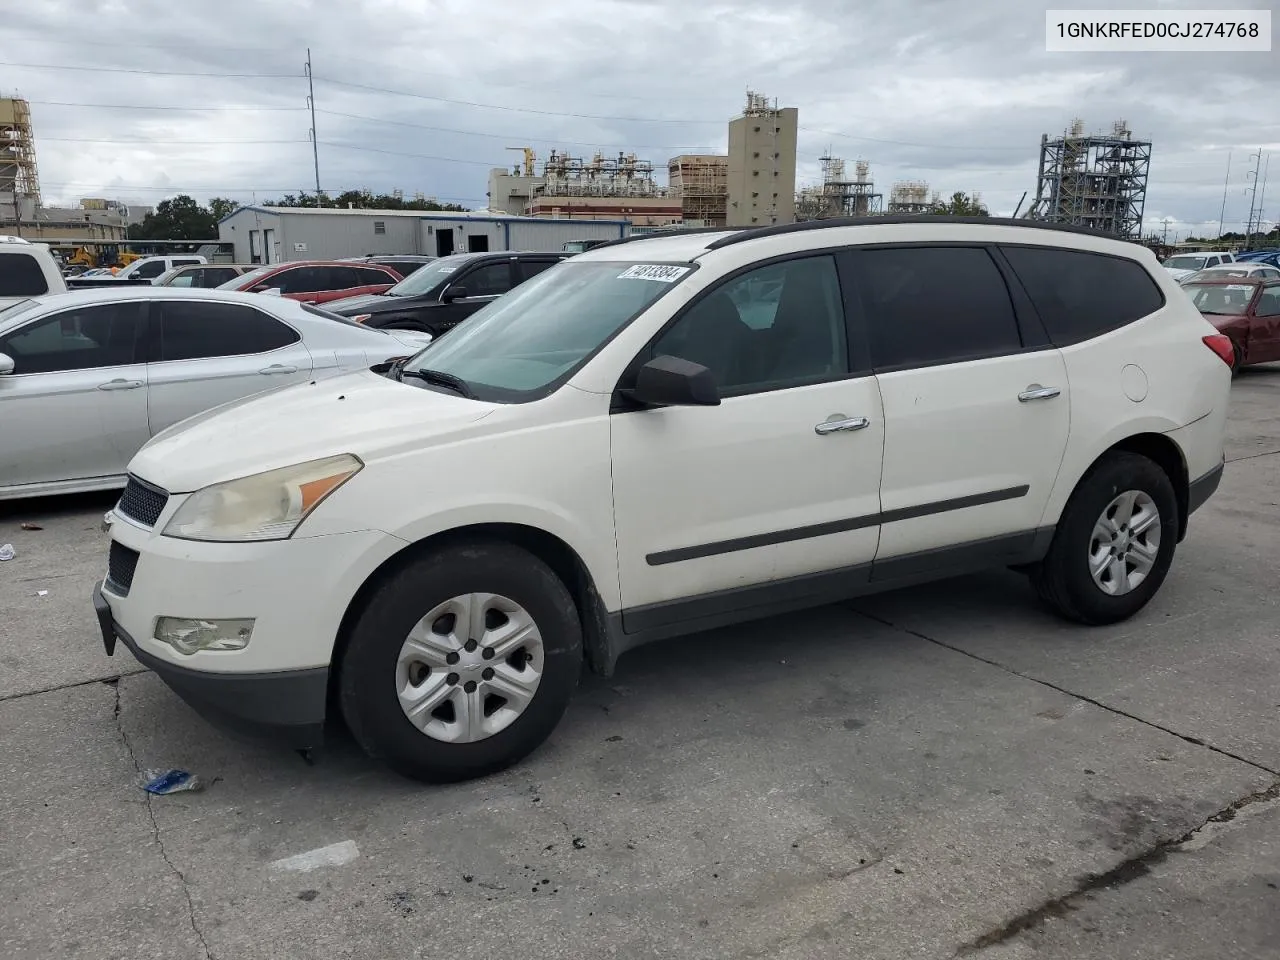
xmin=97 ymin=378 xmax=143 ymax=391
xmin=259 ymin=364 xmax=298 ymax=375
xmin=815 ymin=415 xmax=870 ymax=435
xmin=1018 ymin=385 xmax=1061 ymax=402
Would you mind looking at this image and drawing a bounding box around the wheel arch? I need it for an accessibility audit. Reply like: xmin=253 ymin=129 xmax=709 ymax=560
xmin=1073 ymin=432 xmax=1190 ymax=542
xmin=332 ymin=522 xmax=617 ymax=696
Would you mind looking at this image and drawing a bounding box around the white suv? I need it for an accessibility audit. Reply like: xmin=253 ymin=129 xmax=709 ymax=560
xmin=93 ymin=218 xmax=1233 ymax=783
xmin=0 ymin=236 xmax=68 ymax=307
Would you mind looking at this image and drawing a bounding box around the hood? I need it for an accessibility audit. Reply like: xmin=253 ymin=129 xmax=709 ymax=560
xmin=130 ymin=368 xmax=495 ymax=493
xmin=327 ymin=292 xmax=399 ymax=315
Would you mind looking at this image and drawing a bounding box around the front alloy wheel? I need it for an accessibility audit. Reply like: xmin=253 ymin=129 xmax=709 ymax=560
xmin=339 ymin=539 xmax=582 ymax=783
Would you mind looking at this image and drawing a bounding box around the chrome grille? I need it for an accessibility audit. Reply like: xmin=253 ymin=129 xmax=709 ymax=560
xmin=117 ymin=475 xmax=169 ymax=527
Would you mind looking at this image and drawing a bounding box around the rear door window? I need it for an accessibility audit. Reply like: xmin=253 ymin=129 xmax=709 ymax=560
xmin=132 ymin=260 xmax=168 ymax=279
xmin=0 ymin=252 xmax=50 ymax=295
xmin=269 ymin=267 xmax=328 ymax=295
xmin=156 ymin=301 xmax=300 ymax=361
xmin=0 ymin=302 xmax=144 ymax=373
xmin=852 ymin=246 xmax=1022 ymax=369
xmin=1000 ymin=247 xmax=1165 ymax=346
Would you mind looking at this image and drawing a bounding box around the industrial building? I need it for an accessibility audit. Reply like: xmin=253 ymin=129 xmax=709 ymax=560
xmin=669 ymin=155 xmax=728 ymax=227
xmin=217 ymin=206 xmax=627 ymax=263
xmin=486 ymin=95 xmax=796 ymax=230
xmin=796 ymin=156 xmax=884 ymax=221
xmin=1 ymin=96 xmax=148 ymax=244
xmin=1027 ymin=119 xmax=1151 ymax=239
xmin=727 ymin=91 xmax=799 ymax=227
xmin=887 ymin=181 xmax=935 ymax=215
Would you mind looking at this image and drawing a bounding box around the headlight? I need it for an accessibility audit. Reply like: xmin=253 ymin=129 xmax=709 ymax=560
xmin=162 ymin=454 xmax=362 ymax=542
xmin=352 ymin=314 xmax=372 ymax=323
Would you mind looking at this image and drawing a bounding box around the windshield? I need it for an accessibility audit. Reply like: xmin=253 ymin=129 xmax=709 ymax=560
xmin=1164 ymin=256 xmax=1208 ymax=270
xmin=402 ymin=260 xmax=696 ymax=401
xmin=1183 ymin=283 xmax=1255 ymax=315
xmin=219 ymin=266 xmax=273 ymax=289
xmin=385 ymin=255 xmax=475 ymax=296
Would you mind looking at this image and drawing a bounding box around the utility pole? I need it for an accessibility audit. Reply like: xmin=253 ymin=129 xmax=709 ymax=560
xmin=305 ymin=48 xmax=321 ymax=201
xmin=1217 ymin=151 xmax=1231 ymax=240
xmin=1161 ymin=218 xmax=1171 ymax=245
xmin=1256 ymin=154 xmax=1270 ymax=244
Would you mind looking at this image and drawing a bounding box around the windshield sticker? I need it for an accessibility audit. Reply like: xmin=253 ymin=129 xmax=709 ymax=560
xmin=437 ymin=266 xmax=456 ymax=273
xmin=617 ymin=264 xmax=690 ymax=283
xmin=1226 ymin=284 xmax=1252 ymax=291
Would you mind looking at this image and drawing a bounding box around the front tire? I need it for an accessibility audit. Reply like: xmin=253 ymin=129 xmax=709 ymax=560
xmin=1030 ymin=451 xmax=1179 ymax=625
xmin=339 ymin=540 xmax=582 ymax=783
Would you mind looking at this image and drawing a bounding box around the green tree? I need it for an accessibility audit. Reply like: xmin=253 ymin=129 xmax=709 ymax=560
xmin=127 ymin=194 xmax=218 ymax=240
xmin=208 ymin=197 xmax=240 ymax=221
xmin=263 ymin=189 xmax=467 ymax=212
xmin=931 ymin=191 xmax=989 ymax=217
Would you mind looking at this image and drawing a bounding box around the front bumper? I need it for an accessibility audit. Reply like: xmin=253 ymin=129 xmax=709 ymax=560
xmin=94 ymin=585 xmax=328 ymax=749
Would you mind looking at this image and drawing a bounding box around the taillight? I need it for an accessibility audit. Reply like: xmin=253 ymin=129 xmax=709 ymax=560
xmin=1202 ymin=334 xmax=1234 ymax=368
xmin=352 ymin=314 xmax=372 ymax=324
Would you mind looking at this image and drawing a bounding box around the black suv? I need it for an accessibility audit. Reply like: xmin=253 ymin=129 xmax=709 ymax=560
xmin=326 ymin=251 xmax=567 ymax=337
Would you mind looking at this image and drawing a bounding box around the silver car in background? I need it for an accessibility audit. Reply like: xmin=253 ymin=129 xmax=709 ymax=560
xmin=0 ymin=287 xmax=432 ymax=500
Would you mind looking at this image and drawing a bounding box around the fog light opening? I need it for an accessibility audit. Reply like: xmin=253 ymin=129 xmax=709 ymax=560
xmin=154 ymin=617 xmax=255 ymax=655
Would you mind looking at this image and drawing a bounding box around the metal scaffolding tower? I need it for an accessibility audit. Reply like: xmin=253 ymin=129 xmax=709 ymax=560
xmin=1027 ymin=119 xmax=1151 ymax=239
xmin=0 ymin=96 xmax=41 ymax=207
xmin=796 ymin=155 xmax=882 ymax=220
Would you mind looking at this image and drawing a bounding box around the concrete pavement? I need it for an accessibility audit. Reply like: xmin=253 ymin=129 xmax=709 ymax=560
xmin=2 ymin=366 xmax=1278 ymax=960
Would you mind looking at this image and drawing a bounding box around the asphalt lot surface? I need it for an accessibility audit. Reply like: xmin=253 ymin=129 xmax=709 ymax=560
xmin=2 ymin=368 xmax=1279 ymax=960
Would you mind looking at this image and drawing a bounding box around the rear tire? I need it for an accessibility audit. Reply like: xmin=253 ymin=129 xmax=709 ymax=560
xmin=339 ymin=540 xmax=582 ymax=783
xmin=1230 ymin=339 xmax=1244 ymax=376
xmin=1030 ymin=452 xmax=1179 ymax=625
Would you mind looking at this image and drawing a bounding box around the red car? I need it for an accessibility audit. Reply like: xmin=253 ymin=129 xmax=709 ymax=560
xmin=217 ymin=260 xmax=403 ymax=305
xmin=1182 ymin=278 xmax=1280 ymax=373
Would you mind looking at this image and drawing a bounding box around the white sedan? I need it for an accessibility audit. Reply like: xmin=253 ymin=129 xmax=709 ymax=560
xmin=0 ymin=287 xmax=432 ymax=499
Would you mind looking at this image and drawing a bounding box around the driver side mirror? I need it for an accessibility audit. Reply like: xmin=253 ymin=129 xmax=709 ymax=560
xmin=629 ymin=355 xmax=720 ymax=407
xmin=441 ymin=285 xmax=469 ymax=303
xmin=0 ymin=352 xmax=13 ymax=376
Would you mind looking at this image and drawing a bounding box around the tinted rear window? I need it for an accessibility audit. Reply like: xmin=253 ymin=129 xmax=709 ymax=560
xmin=1001 ymin=247 xmax=1165 ymax=346
xmin=0 ymin=252 xmax=50 ymax=296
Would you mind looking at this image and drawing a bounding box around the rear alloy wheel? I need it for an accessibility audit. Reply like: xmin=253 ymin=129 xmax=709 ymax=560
xmin=339 ymin=540 xmax=582 ymax=782
xmin=1030 ymin=451 xmax=1178 ymax=625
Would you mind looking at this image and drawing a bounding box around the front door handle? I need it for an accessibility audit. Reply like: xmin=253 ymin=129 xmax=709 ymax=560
xmin=815 ymin=415 xmax=870 ymax=435
xmin=259 ymin=364 xmax=298 ymax=375
xmin=1018 ymin=385 xmax=1061 ymax=402
xmin=97 ymin=378 xmax=143 ymax=391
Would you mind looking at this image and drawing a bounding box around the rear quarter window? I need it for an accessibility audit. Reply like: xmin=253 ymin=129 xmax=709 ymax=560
xmin=0 ymin=252 xmax=50 ymax=296
xmin=1001 ymin=246 xmax=1165 ymax=347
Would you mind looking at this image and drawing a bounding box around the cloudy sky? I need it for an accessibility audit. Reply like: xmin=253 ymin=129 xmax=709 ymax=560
xmin=5 ymin=0 xmax=1277 ymax=238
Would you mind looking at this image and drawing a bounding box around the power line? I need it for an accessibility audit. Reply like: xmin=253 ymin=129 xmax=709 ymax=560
xmin=315 ymin=109 xmax=710 ymax=152
xmin=320 ymin=142 xmax=500 ymax=167
xmin=35 ymin=180 xmax=485 ymax=202
xmin=39 ymin=137 xmax=309 ymax=145
xmin=27 ymin=99 xmax=305 ymax=112
xmin=312 ymin=76 xmax=724 ymax=124
xmin=0 ymin=60 xmax=300 ymax=79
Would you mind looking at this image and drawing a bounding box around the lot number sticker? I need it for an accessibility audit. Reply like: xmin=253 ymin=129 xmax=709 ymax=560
xmin=617 ymin=264 xmax=690 ymax=283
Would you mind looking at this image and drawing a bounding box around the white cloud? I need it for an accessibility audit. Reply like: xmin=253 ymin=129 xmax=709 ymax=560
xmin=4 ymin=0 xmax=1276 ymax=236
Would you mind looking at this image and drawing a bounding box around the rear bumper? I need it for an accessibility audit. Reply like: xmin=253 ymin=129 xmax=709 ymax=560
xmin=93 ymin=585 xmax=327 ymax=750
xmin=1188 ymin=460 xmax=1225 ymax=517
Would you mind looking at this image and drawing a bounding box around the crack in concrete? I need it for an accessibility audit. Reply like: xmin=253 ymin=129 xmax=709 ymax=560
xmin=854 ymin=610 xmax=1280 ymax=778
xmin=0 ymin=671 xmax=147 ymax=705
xmin=955 ymin=779 xmax=1280 ymax=953
xmin=109 ymin=679 xmax=215 ymax=960
xmin=1226 ymin=448 xmax=1280 ymax=464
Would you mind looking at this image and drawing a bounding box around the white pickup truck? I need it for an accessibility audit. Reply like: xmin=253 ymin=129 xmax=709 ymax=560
xmin=0 ymin=237 xmax=68 ymax=308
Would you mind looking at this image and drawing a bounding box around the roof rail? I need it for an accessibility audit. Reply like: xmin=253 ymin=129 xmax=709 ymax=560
xmin=589 ymin=225 xmax=747 ymax=251
xmin=703 ymin=215 xmax=1135 ymax=250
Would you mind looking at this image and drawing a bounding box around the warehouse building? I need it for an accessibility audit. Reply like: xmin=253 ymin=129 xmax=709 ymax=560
xmin=217 ymin=207 xmax=627 ymax=263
